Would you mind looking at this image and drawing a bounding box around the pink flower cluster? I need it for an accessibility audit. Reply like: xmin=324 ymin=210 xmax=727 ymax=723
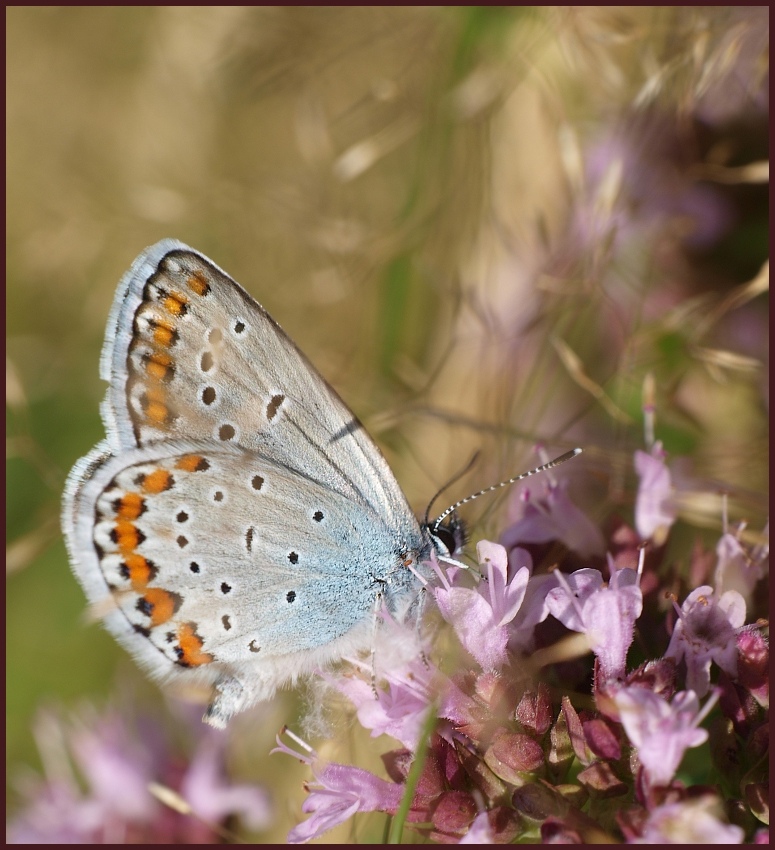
xmin=7 ymin=702 xmax=272 ymax=843
xmin=277 ymin=448 xmax=768 ymax=844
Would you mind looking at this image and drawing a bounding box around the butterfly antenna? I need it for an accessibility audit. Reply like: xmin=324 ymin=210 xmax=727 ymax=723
xmin=423 ymin=451 xmax=481 ymax=525
xmin=431 ymin=448 xmax=583 ymax=532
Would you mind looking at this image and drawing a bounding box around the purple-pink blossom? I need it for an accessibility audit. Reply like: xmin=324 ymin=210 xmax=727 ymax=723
xmin=7 ymin=703 xmax=271 ymax=844
xmin=334 ymin=671 xmax=424 ymax=750
xmin=665 ymin=585 xmax=746 ymax=696
xmin=433 ymin=541 xmax=530 ymax=670
xmin=501 ymin=480 xmax=606 ymax=559
xmin=179 ymin=731 xmax=272 ymax=832
xmin=327 ymin=605 xmax=477 ymax=750
xmin=631 ymin=795 xmax=744 ymax=843
xmin=545 ymin=562 xmax=643 ymax=681
xmin=613 ymin=686 xmax=717 ymax=787
xmin=330 ymin=656 xmax=438 ymax=751
xmin=272 ymin=730 xmax=403 ymax=844
xmin=458 ymin=810 xmax=494 ymax=843
xmin=634 ymin=441 xmax=676 ymax=544
xmin=714 ymin=521 xmax=769 ymax=605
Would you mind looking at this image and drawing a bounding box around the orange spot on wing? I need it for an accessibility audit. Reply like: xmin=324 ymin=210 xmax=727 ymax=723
xmin=115 ymin=492 xmax=145 ymax=521
xmin=145 ymin=351 xmax=173 ymax=382
xmin=153 ymin=320 xmax=177 ymax=348
xmin=176 ymin=623 xmax=214 ymax=666
xmin=142 ymin=469 xmax=174 ymax=494
xmin=163 ymin=291 xmax=188 ymax=316
xmin=142 ymin=588 xmax=181 ymax=626
xmin=145 ymin=400 xmax=170 ymax=425
xmin=187 ymin=271 xmax=210 ymax=297
xmin=123 ymin=553 xmax=156 ymax=589
xmin=175 ymin=455 xmax=209 ymax=473
xmin=114 ymin=520 xmax=142 ymax=554
xmin=140 ymin=386 xmax=172 ymax=425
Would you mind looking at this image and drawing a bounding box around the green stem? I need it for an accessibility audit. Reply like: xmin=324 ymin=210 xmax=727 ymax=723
xmin=386 ymin=705 xmax=438 ymax=844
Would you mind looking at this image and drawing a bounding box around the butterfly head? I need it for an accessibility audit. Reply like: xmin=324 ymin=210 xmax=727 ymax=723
xmin=427 ymin=511 xmax=467 ymax=558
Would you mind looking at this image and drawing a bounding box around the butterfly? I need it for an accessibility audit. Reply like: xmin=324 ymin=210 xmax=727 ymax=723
xmin=62 ymin=240 xmax=461 ymax=727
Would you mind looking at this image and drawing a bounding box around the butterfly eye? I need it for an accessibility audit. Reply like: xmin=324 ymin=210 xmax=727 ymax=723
xmin=431 ymin=527 xmax=455 ymax=557
xmin=431 ymin=515 xmax=467 ymax=557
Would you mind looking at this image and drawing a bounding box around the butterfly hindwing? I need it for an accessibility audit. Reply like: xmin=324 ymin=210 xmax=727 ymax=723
xmin=64 ymin=441 xmax=417 ymax=708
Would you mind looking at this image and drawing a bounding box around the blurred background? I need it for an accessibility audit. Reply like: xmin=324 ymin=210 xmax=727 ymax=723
xmin=7 ymin=7 xmax=768 ymax=842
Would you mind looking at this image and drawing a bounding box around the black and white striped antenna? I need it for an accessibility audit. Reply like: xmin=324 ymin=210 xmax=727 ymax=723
xmin=430 ymin=447 xmax=582 ymax=533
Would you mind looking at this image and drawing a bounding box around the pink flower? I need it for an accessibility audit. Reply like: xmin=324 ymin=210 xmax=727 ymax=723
xmin=7 ymin=703 xmax=271 ymax=843
xmin=327 ymin=605 xmax=477 ymax=750
xmin=613 ymin=686 xmax=717 ymax=787
xmin=458 ymin=810 xmax=494 ymax=844
xmin=501 ymin=481 xmax=605 ymax=559
xmin=7 ymin=777 xmax=103 ymax=844
xmin=331 ymin=657 xmax=438 ymax=751
xmin=291 ymin=764 xmax=403 ymax=844
xmin=665 ymin=586 xmax=746 ymax=696
xmin=180 ymin=731 xmax=272 ymax=832
xmin=506 ymin=569 xmax=558 ymax=653
xmin=634 ymin=441 xmax=676 ymax=544
xmin=545 ymin=562 xmax=643 ymax=681
xmin=68 ymin=710 xmax=159 ymax=823
xmin=433 ymin=541 xmax=530 ymax=670
xmin=272 ymin=730 xmax=403 ymax=844
xmin=632 ymin=795 xmax=744 ymax=843
xmin=337 ymin=672 xmax=423 ymax=748
xmin=714 ymin=521 xmax=768 ymax=606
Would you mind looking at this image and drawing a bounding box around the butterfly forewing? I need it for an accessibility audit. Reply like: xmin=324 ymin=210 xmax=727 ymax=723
xmin=101 ymin=241 xmax=415 ymax=537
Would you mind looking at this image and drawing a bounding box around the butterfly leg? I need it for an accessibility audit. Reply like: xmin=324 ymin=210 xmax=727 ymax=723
xmin=204 ymin=672 xmax=277 ymax=728
xmin=413 ymin=586 xmax=431 ymax=669
xmin=368 ymin=589 xmax=385 ymax=699
xmin=204 ymin=675 xmax=249 ymax=728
